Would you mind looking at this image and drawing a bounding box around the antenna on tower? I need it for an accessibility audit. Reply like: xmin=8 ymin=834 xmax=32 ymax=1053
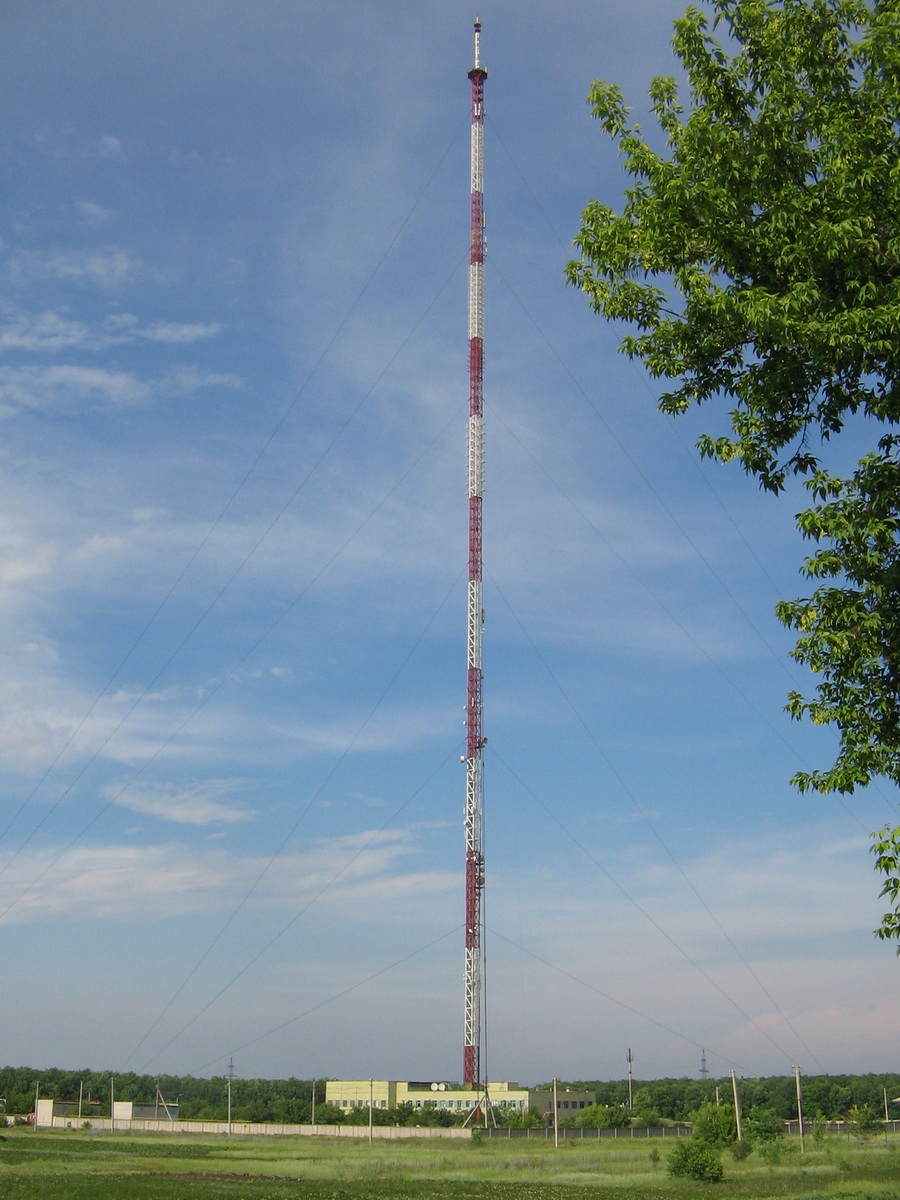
xmin=463 ymin=16 xmax=487 ymax=1100
xmin=700 ymin=1049 xmax=709 ymax=1080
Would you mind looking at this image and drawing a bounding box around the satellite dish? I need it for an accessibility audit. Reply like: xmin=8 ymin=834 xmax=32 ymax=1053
xmin=431 ymin=1083 xmax=439 ymax=1091
xmin=439 ymin=1083 xmax=446 ymax=1091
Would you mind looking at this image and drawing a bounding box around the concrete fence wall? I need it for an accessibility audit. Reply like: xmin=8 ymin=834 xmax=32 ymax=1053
xmin=33 ymin=1114 xmax=900 ymax=1140
xmin=38 ymin=1115 xmax=472 ymax=1139
xmin=484 ymin=1125 xmax=691 ymax=1139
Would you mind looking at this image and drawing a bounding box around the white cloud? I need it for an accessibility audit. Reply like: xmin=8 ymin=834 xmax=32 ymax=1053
xmin=77 ymin=200 xmax=113 ymax=225
xmin=104 ymin=779 xmax=254 ymax=826
xmin=0 ymin=306 xmax=92 ymax=352
xmin=0 ymin=527 xmax=58 ymax=589
xmin=98 ymin=135 xmax=123 ymax=158
xmin=0 ymin=305 xmax=225 ymax=353
xmin=0 ymin=843 xmax=234 ymax=924
xmin=0 ymin=364 xmax=149 ymax=412
xmin=167 ymin=365 xmax=241 ymax=391
xmin=9 ymin=247 xmax=139 ymax=288
xmin=140 ymin=321 xmax=223 ymax=344
xmin=0 ymin=826 xmax=452 ymax=926
xmin=0 ymin=362 xmax=240 ymax=415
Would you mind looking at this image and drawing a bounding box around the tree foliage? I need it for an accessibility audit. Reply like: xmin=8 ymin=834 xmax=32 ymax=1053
xmin=845 ymin=1100 xmax=883 ymax=1144
xmin=668 ymin=1138 xmax=726 ymax=1181
xmin=570 ymin=1072 xmax=899 ymax=1122
xmin=567 ymin=0 xmax=900 ymax=937
xmin=744 ymin=1104 xmax=785 ymax=1145
xmin=574 ymin=1102 xmax=631 ymax=1129
xmin=691 ymin=1099 xmax=738 ymax=1146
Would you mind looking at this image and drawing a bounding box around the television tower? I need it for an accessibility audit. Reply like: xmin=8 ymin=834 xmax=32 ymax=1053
xmin=463 ymin=16 xmax=487 ymax=1091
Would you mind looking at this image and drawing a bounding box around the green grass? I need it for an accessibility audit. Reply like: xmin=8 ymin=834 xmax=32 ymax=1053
xmin=1 ymin=1128 xmax=899 ymax=1199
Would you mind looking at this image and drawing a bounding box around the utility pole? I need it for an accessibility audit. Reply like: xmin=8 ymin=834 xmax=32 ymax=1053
xmin=795 ymin=1065 xmax=805 ymax=1153
xmin=226 ymin=1058 xmax=235 ymax=1137
xmin=730 ymin=1070 xmax=743 ymax=1142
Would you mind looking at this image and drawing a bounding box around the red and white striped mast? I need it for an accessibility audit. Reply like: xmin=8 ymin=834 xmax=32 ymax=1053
xmin=464 ymin=16 xmax=487 ymax=1093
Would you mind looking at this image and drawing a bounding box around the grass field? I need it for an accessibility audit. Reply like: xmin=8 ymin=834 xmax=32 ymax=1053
xmin=2 ymin=1127 xmax=900 ymax=1199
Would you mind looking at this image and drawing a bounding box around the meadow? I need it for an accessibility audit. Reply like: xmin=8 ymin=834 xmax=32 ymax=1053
xmin=2 ymin=1127 xmax=899 ymax=1199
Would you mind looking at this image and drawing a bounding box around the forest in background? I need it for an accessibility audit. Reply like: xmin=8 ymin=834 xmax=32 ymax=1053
xmin=2 ymin=1067 xmax=898 ymax=1128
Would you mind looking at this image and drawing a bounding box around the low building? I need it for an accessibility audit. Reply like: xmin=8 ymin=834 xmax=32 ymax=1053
xmin=113 ymin=1100 xmax=180 ymax=1121
xmin=527 ymin=1087 xmax=598 ymax=1119
xmin=34 ymin=1098 xmax=103 ymax=1126
xmin=325 ymin=1080 xmax=594 ymax=1117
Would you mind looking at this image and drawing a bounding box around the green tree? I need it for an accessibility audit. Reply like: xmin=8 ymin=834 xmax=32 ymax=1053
xmin=691 ymin=1100 xmax=738 ymax=1147
xmin=745 ymin=1104 xmax=783 ymax=1144
xmin=567 ymin=0 xmax=900 ymax=937
xmin=846 ymin=1101 xmax=882 ymax=1146
xmin=575 ymin=1102 xmax=631 ymax=1129
xmin=744 ymin=1104 xmax=788 ymax=1159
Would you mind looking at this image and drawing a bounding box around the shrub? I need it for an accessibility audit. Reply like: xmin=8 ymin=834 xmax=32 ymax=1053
xmin=756 ymin=1136 xmax=792 ymax=1164
xmin=745 ymin=1105 xmax=784 ymax=1146
xmin=668 ymin=1138 xmax=725 ymax=1182
xmin=575 ymin=1102 xmax=630 ymax=1129
xmin=846 ymin=1103 xmax=882 ymax=1146
xmin=690 ymin=1100 xmax=737 ymax=1147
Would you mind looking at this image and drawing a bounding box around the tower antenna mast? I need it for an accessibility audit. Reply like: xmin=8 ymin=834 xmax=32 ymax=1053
xmin=464 ymin=16 xmax=487 ymax=1092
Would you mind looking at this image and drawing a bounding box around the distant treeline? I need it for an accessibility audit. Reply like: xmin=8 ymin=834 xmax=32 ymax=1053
xmin=568 ymin=1074 xmax=900 ymax=1126
xmin=2 ymin=1067 xmax=898 ymax=1127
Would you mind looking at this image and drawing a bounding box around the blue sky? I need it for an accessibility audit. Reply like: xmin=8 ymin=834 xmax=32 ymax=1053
xmin=0 ymin=0 xmax=896 ymax=1089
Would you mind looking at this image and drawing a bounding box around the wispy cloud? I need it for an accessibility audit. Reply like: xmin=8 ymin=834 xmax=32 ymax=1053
xmin=9 ymin=247 xmax=140 ymax=288
xmin=0 ymin=304 xmax=224 ymax=353
xmin=76 ymin=200 xmax=113 ymax=226
xmin=0 ymin=307 xmax=92 ymax=352
xmin=98 ymin=135 xmax=123 ymax=158
xmin=0 ymin=364 xmax=150 ymax=412
xmin=104 ymin=779 xmax=254 ymax=826
xmin=140 ymin=321 xmax=223 ymax=344
xmin=0 ymin=362 xmax=239 ymax=415
xmin=0 ymin=826 xmax=453 ymax=925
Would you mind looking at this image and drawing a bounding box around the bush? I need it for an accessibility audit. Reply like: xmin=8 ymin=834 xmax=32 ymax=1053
xmin=668 ymin=1138 xmax=725 ymax=1182
xmin=575 ymin=1102 xmax=630 ymax=1129
xmin=745 ymin=1105 xmax=784 ymax=1146
xmin=690 ymin=1100 xmax=737 ymax=1147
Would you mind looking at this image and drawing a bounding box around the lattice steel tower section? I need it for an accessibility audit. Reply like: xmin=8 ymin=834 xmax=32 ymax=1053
xmin=464 ymin=17 xmax=487 ymax=1092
